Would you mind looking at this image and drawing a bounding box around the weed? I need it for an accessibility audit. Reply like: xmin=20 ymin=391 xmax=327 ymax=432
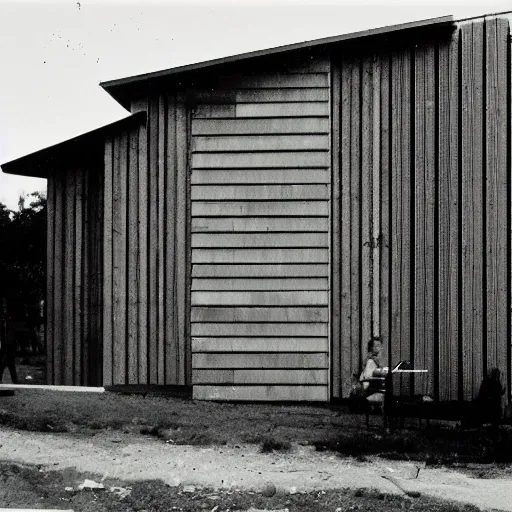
xmin=261 ymin=437 xmax=291 ymax=453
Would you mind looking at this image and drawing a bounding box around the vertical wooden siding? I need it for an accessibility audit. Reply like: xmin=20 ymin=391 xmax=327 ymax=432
xmin=190 ymin=57 xmax=331 ymax=401
xmin=332 ymin=18 xmax=511 ymax=401
xmin=103 ymin=96 xmax=190 ymax=386
xmin=47 ymin=164 xmax=103 ymax=385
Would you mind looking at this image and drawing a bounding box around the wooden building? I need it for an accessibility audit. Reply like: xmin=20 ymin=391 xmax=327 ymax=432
xmin=3 ymin=13 xmax=512 ymax=402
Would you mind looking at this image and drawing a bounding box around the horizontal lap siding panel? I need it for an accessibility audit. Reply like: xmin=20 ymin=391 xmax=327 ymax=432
xmin=191 ymin=57 xmax=330 ymax=401
xmin=192 ymin=152 xmax=329 ymax=169
xmin=235 ymin=89 xmax=329 ymax=102
xmin=191 ymin=169 xmax=329 ymax=185
xmin=191 ymin=233 xmax=328 ymax=248
xmin=193 ymin=385 xmax=328 ymax=401
xmin=192 ymin=248 xmax=328 ymax=263
xmin=193 ymin=369 xmax=328 ymax=385
xmin=192 ymin=201 xmax=328 ymax=216
xmin=192 ymin=278 xmax=328 ymax=290
xmin=191 ymin=307 xmax=328 ymax=323
xmin=192 ymin=135 xmax=329 ymax=152
xmin=191 ymin=291 xmax=327 ymax=306
xmin=217 ymin=73 xmax=328 ymax=89
xmin=192 ymin=217 xmax=329 ymax=232
xmin=192 ymin=264 xmax=328 ymax=278
xmin=192 ymin=337 xmax=328 ymax=352
xmin=191 ymin=323 xmax=328 ymax=336
xmin=235 ymin=103 xmax=328 ymax=117
xmin=192 ymin=118 xmax=330 ymax=135
xmin=191 ymin=184 xmax=328 ymax=201
xmin=193 ymin=353 xmax=328 ymax=369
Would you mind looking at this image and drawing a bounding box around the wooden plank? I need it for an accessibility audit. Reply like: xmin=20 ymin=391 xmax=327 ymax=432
xmin=82 ymin=169 xmax=89 ymax=386
xmin=192 ymin=353 xmax=328 ymax=369
xmin=192 ymin=369 xmax=234 ymax=384
xmin=372 ymin=55 xmax=381 ymax=343
xmin=191 ymin=232 xmax=328 ymax=248
xmin=127 ymin=126 xmax=139 ymax=385
xmin=461 ymin=22 xmax=484 ymax=399
xmin=390 ymin=49 xmax=412 ymax=394
xmin=102 ymin=138 xmax=113 ymax=386
xmin=138 ymin=111 xmax=149 ymax=384
xmin=379 ymin=52 xmax=391 ymax=371
xmin=148 ymin=97 xmax=159 ymax=384
xmin=438 ymin=33 xmax=459 ymax=401
xmin=235 ymin=88 xmax=329 ymax=103
xmin=193 ymin=104 xmax=235 ymax=118
xmin=191 ymin=306 xmax=328 ymax=322
xmin=191 ymin=323 xmax=327 ymax=337
xmin=63 ymin=170 xmax=75 ymax=386
xmin=191 ymin=290 xmax=328 ymax=306
xmin=113 ymin=132 xmax=127 ymax=385
xmin=235 ymin=102 xmax=329 ymax=118
xmin=165 ymin=93 xmax=178 ymax=385
xmin=330 ymin=57 xmax=341 ymax=398
xmin=157 ymin=95 xmax=166 ymax=385
xmin=52 ymin=178 xmax=64 ymax=384
xmin=192 ymin=217 xmax=329 ymax=233
xmin=46 ymin=174 xmax=55 ymax=385
xmin=191 ymin=117 xmax=330 ymax=135
xmin=193 ymin=385 xmax=328 ymax=401
xmin=286 ymin=58 xmax=330 ymax=73
xmin=191 ymin=169 xmax=330 ymax=185
xmin=350 ymin=58 xmax=361 ymax=391
xmin=339 ymin=59 xmax=353 ymax=396
xmin=361 ymin=55 xmax=373 ymax=359
xmin=192 ymin=369 xmax=328 ymax=385
xmin=191 ymin=184 xmax=328 ymax=201
xmin=414 ymin=44 xmax=436 ymax=396
xmin=191 ymin=151 xmax=329 ymax=169
xmin=192 ymin=248 xmax=328 ymax=264
xmin=192 ymin=201 xmax=328 ymax=217
xmin=217 ymin=73 xmax=329 ymax=89
xmin=233 ymin=369 xmax=327 ymax=385
xmin=175 ymin=92 xmax=188 ymax=386
xmin=192 ymin=264 xmax=329 ymax=278
xmin=192 ymin=337 xmax=329 ymax=352
xmin=485 ymin=18 xmax=508 ymax=377
xmin=192 ymin=135 xmax=329 ymax=152
xmin=192 ymin=277 xmax=328 ymax=291
xmin=74 ymin=169 xmax=83 ymax=386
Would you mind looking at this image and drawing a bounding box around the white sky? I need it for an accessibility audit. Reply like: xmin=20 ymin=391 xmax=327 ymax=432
xmin=1 ymin=0 xmax=511 ymax=210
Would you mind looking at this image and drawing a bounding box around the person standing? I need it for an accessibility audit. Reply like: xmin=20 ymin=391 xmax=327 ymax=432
xmin=0 ymin=317 xmax=18 ymax=384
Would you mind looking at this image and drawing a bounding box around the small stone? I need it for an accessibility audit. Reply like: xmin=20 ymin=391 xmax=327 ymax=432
xmin=183 ymin=485 xmax=196 ymax=493
xmin=261 ymin=482 xmax=276 ymax=497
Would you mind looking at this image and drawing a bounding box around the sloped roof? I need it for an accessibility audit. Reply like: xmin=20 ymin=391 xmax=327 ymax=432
xmin=1 ymin=112 xmax=146 ymax=178
xmin=100 ymin=15 xmax=453 ymax=109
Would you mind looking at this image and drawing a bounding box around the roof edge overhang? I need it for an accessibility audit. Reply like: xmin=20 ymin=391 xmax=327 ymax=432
xmin=100 ymin=15 xmax=454 ymax=108
xmin=1 ymin=111 xmax=146 ymax=179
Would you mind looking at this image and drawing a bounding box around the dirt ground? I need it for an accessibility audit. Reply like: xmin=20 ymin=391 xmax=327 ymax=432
xmin=0 ymin=386 xmax=511 ymax=511
xmin=0 ymin=428 xmax=510 ymax=511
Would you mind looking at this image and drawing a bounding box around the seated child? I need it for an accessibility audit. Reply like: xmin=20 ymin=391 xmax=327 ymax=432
xmin=359 ymin=338 xmax=388 ymax=399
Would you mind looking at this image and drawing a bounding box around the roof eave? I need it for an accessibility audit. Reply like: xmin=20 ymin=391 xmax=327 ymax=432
xmin=100 ymin=14 xmax=453 ymax=107
xmin=1 ymin=112 xmax=146 ymax=179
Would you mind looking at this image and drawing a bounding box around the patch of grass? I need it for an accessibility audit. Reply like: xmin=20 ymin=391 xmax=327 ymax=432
xmin=312 ymin=426 xmax=512 ymax=465
xmin=261 ymin=437 xmax=292 ymax=453
xmin=0 ymin=409 xmax=69 ymax=433
xmin=0 ymin=460 xmax=487 ymax=512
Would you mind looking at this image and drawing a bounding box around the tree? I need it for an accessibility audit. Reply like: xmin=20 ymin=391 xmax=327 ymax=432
xmin=0 ymin=192 xmax=47 ymax=320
